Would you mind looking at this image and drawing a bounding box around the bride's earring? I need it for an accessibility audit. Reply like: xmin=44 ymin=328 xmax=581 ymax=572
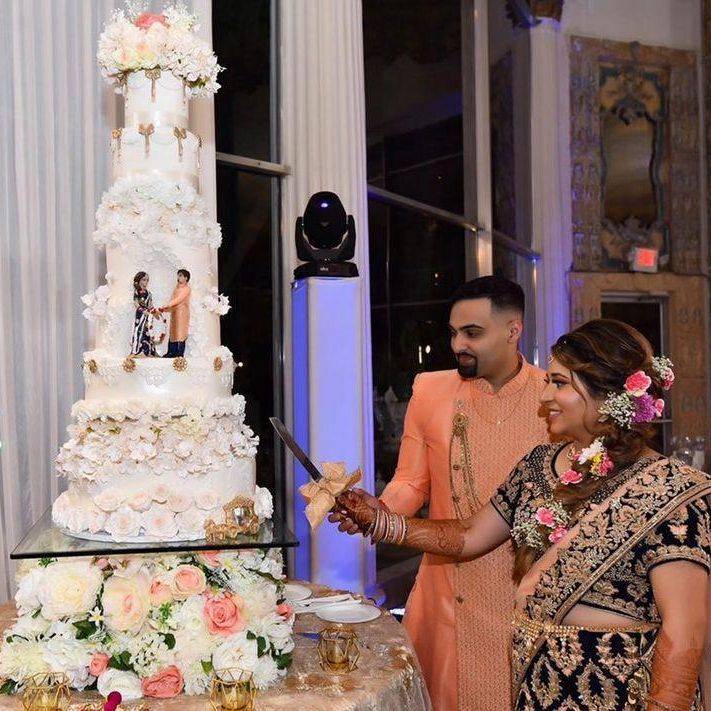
xmin=598 ymin=414 xmax=609 ymax=423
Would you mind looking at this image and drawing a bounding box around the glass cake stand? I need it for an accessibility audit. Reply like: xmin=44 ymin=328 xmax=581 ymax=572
xmin=11 ymin=507 xmax=299 ymax=560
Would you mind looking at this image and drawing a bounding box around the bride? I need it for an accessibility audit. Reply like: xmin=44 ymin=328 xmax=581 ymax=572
xmin=333 ymin=319 xmax=711 ymax=710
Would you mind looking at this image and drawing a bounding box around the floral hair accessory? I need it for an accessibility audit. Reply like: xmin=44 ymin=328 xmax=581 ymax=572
xmin=652 ymin=356 xmax=675 ymax=390
xmin=599 ymin=357 xmax=674 ymax=428
xmin=558 ymin=437 xmax=614 ymax=488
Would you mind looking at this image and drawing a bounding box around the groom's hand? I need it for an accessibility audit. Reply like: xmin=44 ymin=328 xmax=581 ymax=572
xmin=328 ymin=488 xmax=383 ymax=535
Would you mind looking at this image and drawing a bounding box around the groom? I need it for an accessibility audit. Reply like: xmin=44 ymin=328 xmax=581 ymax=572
xmin=159 ymin=269 xmax=191 ymax=358
xmin=331 ymin=276 xmax=549 ymax=710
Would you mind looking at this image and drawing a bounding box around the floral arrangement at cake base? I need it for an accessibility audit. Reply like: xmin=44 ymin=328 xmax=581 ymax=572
xmin=0 ymin=550 xmax=293 ymax=699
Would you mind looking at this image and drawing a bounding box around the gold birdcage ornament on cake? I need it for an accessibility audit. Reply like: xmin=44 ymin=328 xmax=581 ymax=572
xmin=209 ymin=669 xmax=256 ymax=711
xmin=204 ymin=495 xmax=260 ymax=543
xmin=317 ymin=625 xmax=360 ymax=674
xmin=21 ymin=672 xmax=70 ymax=711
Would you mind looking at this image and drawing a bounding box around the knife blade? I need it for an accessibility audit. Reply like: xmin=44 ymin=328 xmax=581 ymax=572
xmin=269 ymin=417 xmax=324 ymax=482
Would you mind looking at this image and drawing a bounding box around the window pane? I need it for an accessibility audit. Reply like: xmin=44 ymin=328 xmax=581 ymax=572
xmin=363 ymin=0 xmax=463 ymax=212
xmin=212 ymin=0 xmax=271 ymax=159
xmin=216 ymin=164 xmax=276 ymax=490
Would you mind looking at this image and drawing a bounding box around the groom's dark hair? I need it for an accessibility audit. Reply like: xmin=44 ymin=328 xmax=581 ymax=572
xmin=449 ymin=275 xmax=525 ymax=316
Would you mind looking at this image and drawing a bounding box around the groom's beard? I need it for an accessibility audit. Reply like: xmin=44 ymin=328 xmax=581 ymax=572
xmin=456 ymin=352 xmax=478 ymax=379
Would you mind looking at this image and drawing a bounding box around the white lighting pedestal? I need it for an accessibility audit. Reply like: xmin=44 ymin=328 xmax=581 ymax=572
xmin=291 ymin=276 xmax=373 ymax=593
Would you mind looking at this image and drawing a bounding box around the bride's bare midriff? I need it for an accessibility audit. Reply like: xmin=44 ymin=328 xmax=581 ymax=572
xmin=561 ymin=603 xmax=656 ymax=630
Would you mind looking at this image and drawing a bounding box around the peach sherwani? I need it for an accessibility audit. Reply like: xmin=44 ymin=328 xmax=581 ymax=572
xmin=380 ymin=359 xmax=549 ymax=711
xmin=164 ymin=284 xmax=191 ymax=341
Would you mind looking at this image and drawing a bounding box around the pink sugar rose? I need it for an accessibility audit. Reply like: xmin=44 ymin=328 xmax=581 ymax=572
xmin=89 ymin=652 xmax=110 ymax=677
xmin=654 ymin=398 xmax=665 ymax=417
xmin=535 ymin=507 xmax=556 ymax=528
xmin=625 ymin=370 xmax=652 ymax=397
xmin=548 ymin=526 xmax=568 ymax=544
xmin=96 ymin=558 xmax=110 ymax=570
xmin=170 ymin=565 xmax=206 ymax=599
xmin=140 ymin=665 xmax=184 ymax=698
xmin=560 ymin=469 xmax=584 ymax=485
xmin=134 ymin=12 xmax=167 ymax=29
xmin=150 ymin=579 xmax=173 ymax=606
xmin=203 ymin=592 xmax=246 ymax=636
xmin=276 ymin=602 xmax=294 ymax=621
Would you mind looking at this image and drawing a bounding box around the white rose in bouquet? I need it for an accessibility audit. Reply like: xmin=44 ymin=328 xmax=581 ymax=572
xmin=15 ymin=566 xmax=45 ymax=615
xmin=38 ymin=561 xmax=102 ymax=620
xmin=97 ymin=668 xmax=143 ymax=700
xmin=102 ymin=573 xmax=151 ymax=633
xmin=212 ymin=633 xmax=259 ymax=678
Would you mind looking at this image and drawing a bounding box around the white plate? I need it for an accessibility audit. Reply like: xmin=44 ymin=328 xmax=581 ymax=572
xmin=316 ymin=605 xmax=381 ymax=624
xmin=284 ymin=583 xmax=312 ymax=602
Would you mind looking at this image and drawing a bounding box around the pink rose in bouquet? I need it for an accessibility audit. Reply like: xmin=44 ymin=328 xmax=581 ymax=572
xmin=141 ymin=665 xmax=184 ymax=698
xmin=170 ymin=565 xmax=206 ymax=599
xmin=276 ymin=602 xmax=294 ymax=621
xmin=203 ymin=592 xmax=246 ymax=636
xmin=135 ymin=13 xmax=167 ymax=29
xmin=150 ymin=578 xmax=172 ymax=606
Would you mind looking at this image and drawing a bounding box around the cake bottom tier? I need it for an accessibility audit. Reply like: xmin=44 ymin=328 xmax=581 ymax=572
xmin=0 ymin=551 xmax=294 ymax=697
xmin=52 ymin=455 xmax=271 ymax=542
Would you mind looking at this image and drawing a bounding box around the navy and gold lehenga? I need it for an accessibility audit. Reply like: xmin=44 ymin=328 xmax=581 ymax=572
xmin=491 ymin=443 xmax=711 ymax=710
xmin=130 ymin=288 xmax=157 ymax=356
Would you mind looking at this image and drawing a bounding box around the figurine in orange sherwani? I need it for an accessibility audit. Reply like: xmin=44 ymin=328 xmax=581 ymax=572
xmin=159 ymin=268 xmax=191 ymax=358
xmin=331 ymin=276 xmax=550 ymax=711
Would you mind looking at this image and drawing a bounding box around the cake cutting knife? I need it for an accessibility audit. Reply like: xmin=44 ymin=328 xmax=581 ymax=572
xmin=269 ymin=417 xmax=323 ymax=482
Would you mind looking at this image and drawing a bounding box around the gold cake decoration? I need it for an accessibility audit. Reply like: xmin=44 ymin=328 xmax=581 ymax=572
xmin=204 ymin=496 xmax=260 ymax=543
xmin=173 ymin=356 xmax=187 ymax=372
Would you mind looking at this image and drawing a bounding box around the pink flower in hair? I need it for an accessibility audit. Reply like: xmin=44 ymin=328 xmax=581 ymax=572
xmin=654 ymin=398 xmax=665 ymax=417
xmin=625 ymin=371 xmax=652 ymax=397
xmin=548 ymin=526 xmax=568 ymax=544
xmin=662 ymin=370 xmax=675 ymax=390
xmin=535 ymin=507 xmax=556 ymax=528
xmin=632 ymin=393 xmax=657 ymax=424
xmin=560 ymin=469 xmax=584 ymax=485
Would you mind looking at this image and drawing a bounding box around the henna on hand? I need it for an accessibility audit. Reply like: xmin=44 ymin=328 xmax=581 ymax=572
xmin=335 ymin=491 xmax=378 ymax=531
xmin=401 ymin=518 xmax=467 ymax=557
xmin=646 ymin=629 xmax=703 ymax=711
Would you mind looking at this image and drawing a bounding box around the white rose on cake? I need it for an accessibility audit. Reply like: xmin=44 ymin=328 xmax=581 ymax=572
xmin=38 ymin=561 xmax=102 ymax=620
xmin=143 ymin=505 xmax=179 ymax=539
xmin=97 ymin=668 xmax=143 ymax=701
xmin=176 ymin=508 xmax=209 ymax=538
xmin=253 ymin=487 xmax=273 ymax=520
xmin=94 ymin=487 xmax=126 ymax=512
xmin=105 ymin=508 xmax=142 ymax=540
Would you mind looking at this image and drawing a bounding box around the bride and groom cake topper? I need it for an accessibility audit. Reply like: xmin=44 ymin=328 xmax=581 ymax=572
xmin=130 ymin=268 xmax=191 ymax=358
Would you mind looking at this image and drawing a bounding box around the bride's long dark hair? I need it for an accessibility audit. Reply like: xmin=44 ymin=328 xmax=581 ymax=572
xmin=512 ymin=319 xmax=665 ymax=583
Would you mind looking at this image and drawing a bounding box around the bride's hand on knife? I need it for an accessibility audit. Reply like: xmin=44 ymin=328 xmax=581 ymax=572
xmin=329 ymin=489 xmax=380 ymax=534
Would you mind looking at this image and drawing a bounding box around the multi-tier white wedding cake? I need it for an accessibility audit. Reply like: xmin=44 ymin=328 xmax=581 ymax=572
xmin=0 ymin=6 xmax=293 ymax=700
xmin=51 ymin=6 xmax=271 ymax=543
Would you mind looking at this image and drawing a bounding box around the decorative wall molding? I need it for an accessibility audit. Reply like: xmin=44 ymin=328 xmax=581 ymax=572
xmin=569 ymin=271 xmax=709 ymax=445
xmin=569 ymin=36 xmax=700 ymax=273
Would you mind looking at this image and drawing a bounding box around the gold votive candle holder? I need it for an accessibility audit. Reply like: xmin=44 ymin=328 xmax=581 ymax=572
xmin=317 ymin=624 xmax=360 ymax=674
xmin=21 ymin=673 xmax=70 ymax=711
xmin=210 ymin=668 xmax=256 ymax=711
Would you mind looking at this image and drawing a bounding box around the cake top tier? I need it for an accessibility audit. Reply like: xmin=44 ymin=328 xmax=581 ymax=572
xmin=98 ymin=3 xmax=222 ymax=100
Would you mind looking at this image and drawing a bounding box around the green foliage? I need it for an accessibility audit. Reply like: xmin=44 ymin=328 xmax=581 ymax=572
xmin=201 ymin=659 xmax=213 ymax=675
xmin=275 ymin=651 xmax=292 ymax=670
xmin=0 ymin=679 xmax=17 ymax=695
xmin=108 ymin=651 xmax=133 ymax=672
xmin=73 ymin=620 xmax=98 ymax=640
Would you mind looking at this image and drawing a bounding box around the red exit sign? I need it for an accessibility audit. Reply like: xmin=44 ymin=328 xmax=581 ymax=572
xmin=630 ymin=247 xmax=658 ymax=273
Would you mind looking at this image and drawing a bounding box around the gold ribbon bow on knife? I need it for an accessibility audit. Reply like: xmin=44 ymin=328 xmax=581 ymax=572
xmin=300 ymin=462 xmax=362 ymax=529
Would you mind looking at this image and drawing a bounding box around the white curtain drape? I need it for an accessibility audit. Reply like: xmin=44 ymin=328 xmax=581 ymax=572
xmin=0 ymin=0 xmax=216 ymax=603
xmin=0 ymin=0 xmax=120 ymax=602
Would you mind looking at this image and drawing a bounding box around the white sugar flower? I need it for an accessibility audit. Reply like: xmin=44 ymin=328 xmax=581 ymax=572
xmin=253 ymin=487 xmax=273 ymax=520
xmin=105 ymin=508 xmax=142 ymax=540
xmin=201 ymin=287 xmax=231 ymax=315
